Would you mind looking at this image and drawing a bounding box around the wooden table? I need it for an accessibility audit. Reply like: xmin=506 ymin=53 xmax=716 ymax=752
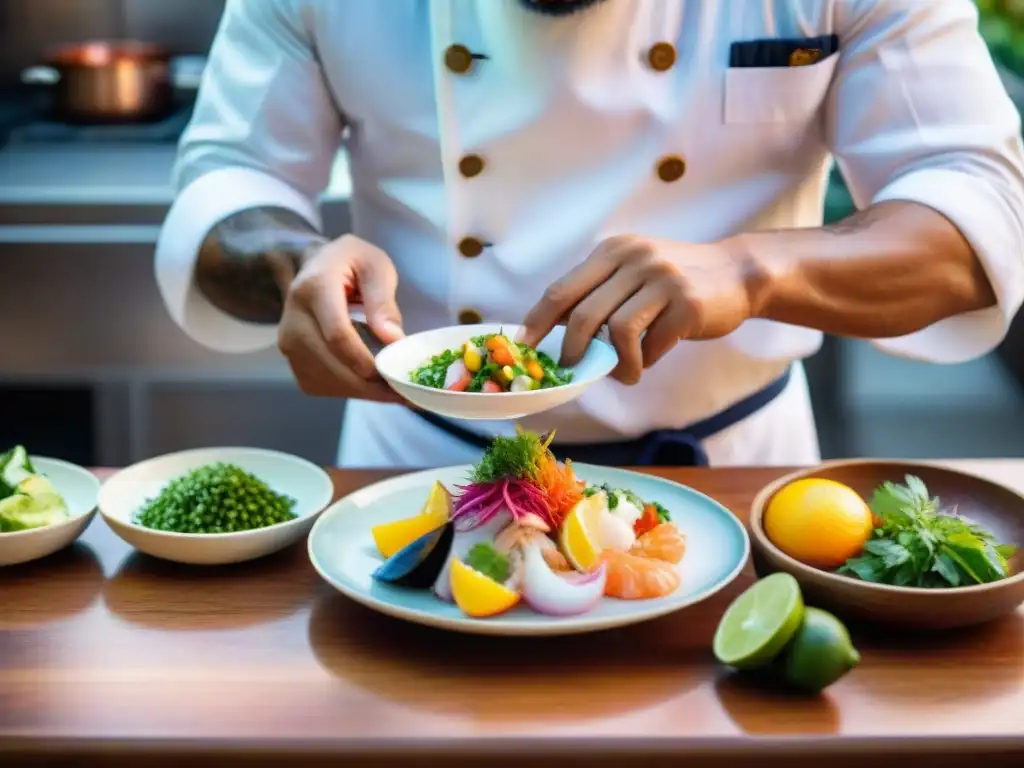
xmin=2 ymin=462 xmax=1023 ymax=768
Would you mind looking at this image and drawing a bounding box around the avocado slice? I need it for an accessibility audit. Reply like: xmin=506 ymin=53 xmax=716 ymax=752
xmin=0 ymin=486 xmax=69 ymax=531
xmin=0 ymin=495 xmax=35 ymax=530
xmin=2 ymin=446 xmax=33 ymax=488
xmin=0 ymin=495 xmax=32 ymax=531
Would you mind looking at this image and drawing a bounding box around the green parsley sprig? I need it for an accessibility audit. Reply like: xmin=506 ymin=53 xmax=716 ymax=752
xmin=409 ymin=348 xmax=460 ymax=389
xmin=465 ymin=542 xmax=511 ymax=583
xmin=533 ymin=349 xmax=574 ymax=388
xmin=838 ymin=475 xmax=1018 ymax=588
xmin=582 ymin=484 xmax=672 ymax=521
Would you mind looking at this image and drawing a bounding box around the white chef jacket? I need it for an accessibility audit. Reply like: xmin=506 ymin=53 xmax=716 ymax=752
xmin=156 ymin=0 xmax=1024 ymax=468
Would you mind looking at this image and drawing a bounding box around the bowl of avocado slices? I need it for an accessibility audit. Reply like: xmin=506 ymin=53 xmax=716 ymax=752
xmin=0 ymin=445 xmax=101 ymax=566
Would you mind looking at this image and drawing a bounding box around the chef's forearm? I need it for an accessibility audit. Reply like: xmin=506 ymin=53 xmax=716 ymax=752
xmin=194 ymin=207 xmax=327 ymax=324
xmin=734 ymin=201 xmax=997 ymax=339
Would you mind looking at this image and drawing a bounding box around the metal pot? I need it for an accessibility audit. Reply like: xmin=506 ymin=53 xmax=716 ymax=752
xmin=21 ymin=40 xmax=199 ymax=124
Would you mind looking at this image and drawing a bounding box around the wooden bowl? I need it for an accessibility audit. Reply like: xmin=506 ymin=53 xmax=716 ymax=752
xmin=750 ymin=460 xmax=1024 ymax=629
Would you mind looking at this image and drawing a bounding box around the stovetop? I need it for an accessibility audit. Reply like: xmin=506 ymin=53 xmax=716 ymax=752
xmin=0 ymin=92 xmax=193 ymax=150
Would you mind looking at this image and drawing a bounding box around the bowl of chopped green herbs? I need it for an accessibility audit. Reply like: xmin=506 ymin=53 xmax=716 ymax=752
xmin=98 ymin=447 xmax=334 ymax=565
xmin=374 ymin=323 xmax=617 ymax=420
xmin=750 ymin=460 xmax=1024 ymax=629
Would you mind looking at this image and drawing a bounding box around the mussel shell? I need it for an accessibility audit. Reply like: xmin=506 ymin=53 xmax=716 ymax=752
xmin=372 ymin=520 xmax=455 ymax=588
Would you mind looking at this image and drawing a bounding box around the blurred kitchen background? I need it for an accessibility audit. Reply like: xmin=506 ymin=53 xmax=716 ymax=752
xmin=1 ymin=0 xmax=1023 ymax=468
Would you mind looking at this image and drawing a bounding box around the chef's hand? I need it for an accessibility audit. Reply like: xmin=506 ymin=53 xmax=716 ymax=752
xmin=519 ymin=235 xmax=756 ymax=385
xmin=278 ymin=234 xmax=405 ymax=401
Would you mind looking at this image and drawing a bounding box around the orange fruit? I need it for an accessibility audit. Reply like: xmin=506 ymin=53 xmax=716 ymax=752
xmin=372 ymin=481 xmax=451 ymax=558
xmin=601 ymin=550 xmax=681 ymax=600
xmin=449 ymin=559 xmax=520 ymax=618
xmin=764 ymin=478 xmax=873 ymax=568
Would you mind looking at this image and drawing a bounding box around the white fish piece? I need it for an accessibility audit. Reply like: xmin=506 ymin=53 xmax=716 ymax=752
xmin=598 ymin=511 xmax=636 ymax=552
xmin=583 ymin=489 xmax=637 ymax=552
xmin=611 ymin=495 xmax=644 ymax=527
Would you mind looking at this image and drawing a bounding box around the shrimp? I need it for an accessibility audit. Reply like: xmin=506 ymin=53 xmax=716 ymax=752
xmin=602 ymin=550 xmax=681 ymax=600
xmin=494 ymin=523 xmax=571 ymax=589
xmin=630 ymin=523 xmax=686 ymax=564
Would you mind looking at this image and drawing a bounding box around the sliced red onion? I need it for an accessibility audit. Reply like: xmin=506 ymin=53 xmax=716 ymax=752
xmin=452 ymin=478 xmax=555 ymax=532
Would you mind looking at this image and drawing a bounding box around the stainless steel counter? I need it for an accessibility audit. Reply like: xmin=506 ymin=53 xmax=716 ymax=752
xmin=0 ymin=143 xmax=352 ymax=230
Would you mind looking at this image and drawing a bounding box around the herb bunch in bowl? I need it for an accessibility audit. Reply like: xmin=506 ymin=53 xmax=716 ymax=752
xmin=839 ymin=476 xmax=1018 ymax=588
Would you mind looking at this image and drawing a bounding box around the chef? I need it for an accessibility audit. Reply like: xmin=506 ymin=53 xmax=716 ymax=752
xmin=156 ymin=0 xmax=1024 ymax=468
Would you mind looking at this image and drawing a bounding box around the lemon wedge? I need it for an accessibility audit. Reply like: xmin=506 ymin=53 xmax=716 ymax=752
xmin=450 ymin=558 xmax=520 ymax=618
xmin=558 ymin=493 xmax=606 ymax=571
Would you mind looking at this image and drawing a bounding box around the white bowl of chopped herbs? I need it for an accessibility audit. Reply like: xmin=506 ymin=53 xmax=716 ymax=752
xmin=374 ymin=323 xmax=617 ymax=420
xmin=0 ymin=446 xmax=101 ymax=567
xmin=750 ymin=461 xmax=1024 ymax=630
xmin=98 ymin=447 xmax=334 ymax=565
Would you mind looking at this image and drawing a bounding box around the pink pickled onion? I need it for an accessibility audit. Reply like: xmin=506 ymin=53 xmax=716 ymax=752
xmin=452 ymin=478 xmax=556 ymax=532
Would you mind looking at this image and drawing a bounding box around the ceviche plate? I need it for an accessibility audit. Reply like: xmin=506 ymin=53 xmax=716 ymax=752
xmin=308 ymin=463 xmax=749 ymax=636
xmin=373 ymin=323 xmax=617 ymax=420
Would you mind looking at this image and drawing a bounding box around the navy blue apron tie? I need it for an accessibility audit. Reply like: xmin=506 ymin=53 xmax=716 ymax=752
xmin=411 ymin=366 xmax=792 ymax=467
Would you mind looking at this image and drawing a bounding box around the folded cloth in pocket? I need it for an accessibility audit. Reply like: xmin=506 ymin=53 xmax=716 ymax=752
xmin=729 ymin=34 xmax=839 ymax=68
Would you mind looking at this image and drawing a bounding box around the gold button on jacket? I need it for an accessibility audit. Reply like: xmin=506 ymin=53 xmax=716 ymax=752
xmin=458 ymin=154 xmax=485 ymax=178
xmin=648 ymin=42 xmax=677 ymax=72
xmin=458 ymin=237 xmax=485 ymax=258
xmin=657 ymin=155 xmax=686 ymax=182
xmin=444 ymin=44 xmax=474 ymax=74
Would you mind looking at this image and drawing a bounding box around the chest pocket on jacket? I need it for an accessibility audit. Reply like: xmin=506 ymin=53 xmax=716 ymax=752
xmin=723 ymin=54 xmax=839 ymax=124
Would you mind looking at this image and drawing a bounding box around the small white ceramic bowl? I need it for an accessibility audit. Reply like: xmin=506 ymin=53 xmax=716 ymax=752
xmin=98 ymin=447 xmax=334 ymax=565
xmin=0 ymin=457 xmax=102 ymax=567
xmin=374 ymin=323 xmax=618 ymax=420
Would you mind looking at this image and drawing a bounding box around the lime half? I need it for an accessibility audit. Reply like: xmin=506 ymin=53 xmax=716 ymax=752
xmin=713 ymin=572 xmax=805 ymax=670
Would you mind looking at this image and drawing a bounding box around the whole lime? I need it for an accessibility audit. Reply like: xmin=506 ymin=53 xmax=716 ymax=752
xmin=777 ymin=606 xmax=860 ymax=693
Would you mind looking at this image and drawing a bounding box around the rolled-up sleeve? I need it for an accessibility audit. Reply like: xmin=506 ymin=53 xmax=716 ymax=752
xmin=828 ymin=0 xmax=1024 ymax=363
xmin=155 ymin=0 xmax=343 ymax=353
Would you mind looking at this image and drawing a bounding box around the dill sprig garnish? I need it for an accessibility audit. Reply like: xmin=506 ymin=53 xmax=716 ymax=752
xmin=470 ymin=427 xmax=556 ymax=483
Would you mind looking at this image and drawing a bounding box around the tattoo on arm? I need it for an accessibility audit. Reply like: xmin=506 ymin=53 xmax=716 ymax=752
xmin=821 ymin=205 xmax=889 ymax=236
xmin=194 ymin=207 xmax=327 ymax=324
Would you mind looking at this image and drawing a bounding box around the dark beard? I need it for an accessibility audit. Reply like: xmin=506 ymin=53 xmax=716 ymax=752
xmin=518 ymin=0 xmax=608 ymax=16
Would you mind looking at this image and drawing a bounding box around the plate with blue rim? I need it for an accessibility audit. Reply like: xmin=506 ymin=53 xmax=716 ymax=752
xmin=308 ymin=463 xmax=749 ymax=636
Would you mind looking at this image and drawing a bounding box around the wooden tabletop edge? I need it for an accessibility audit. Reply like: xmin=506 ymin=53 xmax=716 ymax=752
xmin=2 ymin=734 xmax=1023 ymax=757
